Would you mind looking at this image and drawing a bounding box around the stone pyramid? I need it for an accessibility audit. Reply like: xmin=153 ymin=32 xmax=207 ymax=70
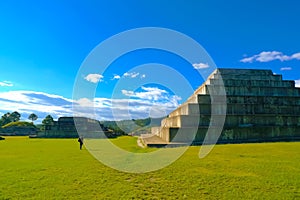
xmin=145 ymin=68 xmax=300 ymax=146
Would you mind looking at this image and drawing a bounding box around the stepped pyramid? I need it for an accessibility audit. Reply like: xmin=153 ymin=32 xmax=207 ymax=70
xmin=142 ymin=68 xmax=300 ymax=146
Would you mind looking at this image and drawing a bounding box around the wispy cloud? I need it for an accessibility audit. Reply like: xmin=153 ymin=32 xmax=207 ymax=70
xmin=84 ymin=74 xmax=104 ymax=83
xmin=122 ymin=86 xmax=169 ymax=101
xmin=0 ymin=89 xmax=181 ymax=122
xmin=123 ymin=72 xmax=140 ymax=78
xmin=0 ymin=91 xmax=74 ymax=123
xmin=75 ymin=97 xmax=179 ymax=120
xmin=0 ymin=81 xmax=13 ymax=87
xmin=73 ymin=86 xmax=182 ymax=119
xmin=280 ymin=67 xmax=292 ymax=71
xmin=241 ymin=51 xmax=300 ymax=63
xmin=121 ymin=86 xmax=181 ymax=105
xmin=99 ymin=72 xmax=147 ymax=81
xmin=192 ymin=63 xmax=209 ymax=69
xmin=119 ymin=86 xmax=181 ymax=118
xmin=122 ymin=72 xmax=146 ymax=79
xmin=291 ymin=53 xmax=300 ymax=59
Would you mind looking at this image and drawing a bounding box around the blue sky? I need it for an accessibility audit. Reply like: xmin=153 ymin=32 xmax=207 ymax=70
xmin=0 ymin=0 xmax=300 ymax=122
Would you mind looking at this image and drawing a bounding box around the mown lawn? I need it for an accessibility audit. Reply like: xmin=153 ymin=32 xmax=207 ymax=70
xmin=0 ymin=136 xmax=299 ymax=199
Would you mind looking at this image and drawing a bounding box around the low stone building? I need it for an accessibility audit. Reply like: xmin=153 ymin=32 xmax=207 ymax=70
xmin=143 ymin=68 xmax=300 ymax=146
xmin=39 ymin=117 xmax=111 ymax=138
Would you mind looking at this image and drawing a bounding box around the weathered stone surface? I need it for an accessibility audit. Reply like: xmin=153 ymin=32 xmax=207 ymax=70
xmin=144 ymin=68 xmax=300 ymax=146
xmin=38 ymin=117 xmax=112 ymax=138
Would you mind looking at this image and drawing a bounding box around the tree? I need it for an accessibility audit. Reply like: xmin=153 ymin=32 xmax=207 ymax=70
xmin=0 ymin=111 xmax=21 ymax=127
xmin=42 ymin=115 xmax=54 ymax=125
xmin=0 ymin=112 xmax=11 ymax=126
xmin=28 ymin=113 xmax=38 ymax=123
xmin=9 ymin=111 xmax=21 ymax=122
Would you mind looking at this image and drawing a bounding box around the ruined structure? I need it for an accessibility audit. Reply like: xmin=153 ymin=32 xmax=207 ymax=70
xmin=143 ymin=68 xmax=300 ymax=146
xmin=38 ymin=117 xmax=112 ymax=138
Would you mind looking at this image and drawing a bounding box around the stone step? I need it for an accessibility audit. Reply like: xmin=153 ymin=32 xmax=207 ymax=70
xmin=206 ymin=85 xmax=300 ymax=96
xmin=215 ymin=68 xmax=273 ymax=76
xmin=152 ymin=126 xmax=300 ymax=143
xmin=192 ymin=84 xmax=300 ymax=96
xmin=197 ymin=94 xmax=300 ymax=105
xmin=168 ymin=103 xmax=300 ymax=117
xmin=140 ymin=134 xmax=167 ymax=145
xmin=208 ymin=79 xmax=295 ymax=88
xmin=162 ymin=114 xmax=300 ymax=128
xmin=212 ymin=73 xmax=282 ymax=81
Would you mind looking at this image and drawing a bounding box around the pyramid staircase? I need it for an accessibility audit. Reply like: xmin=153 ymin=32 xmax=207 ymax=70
xmin=141 ymin=68 xmax=300 ymax=146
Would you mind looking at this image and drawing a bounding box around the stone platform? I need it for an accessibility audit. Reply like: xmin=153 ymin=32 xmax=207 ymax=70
xmin=139 ymin=134 xmax=189 ymax=147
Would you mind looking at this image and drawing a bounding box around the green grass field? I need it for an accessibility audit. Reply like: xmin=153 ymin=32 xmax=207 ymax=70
xmin=0 ymin=136 xmax=299 ymax=199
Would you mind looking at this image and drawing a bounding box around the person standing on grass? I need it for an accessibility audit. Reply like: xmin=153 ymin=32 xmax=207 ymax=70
xmin=78 ymin=136 xmax=84 ymax=150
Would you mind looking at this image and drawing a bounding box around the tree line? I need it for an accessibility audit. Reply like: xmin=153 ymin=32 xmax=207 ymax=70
xmin=0 ymin=111 xmax=55 ymax=127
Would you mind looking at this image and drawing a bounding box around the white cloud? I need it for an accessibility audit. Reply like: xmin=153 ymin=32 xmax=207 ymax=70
xmin=0 ymin=90 xmax=74 ymax=123
xmin=112 ymin=74 xmax=121 ymax=80
xmin=192 ymin=63 xmax=209 ymax=69
xmin=131 ymin=73 xmax=139 ymax=78
xmin=0 ymin=90 xmax=71 ymax=104
xmin=122 ymin=86 xmax=169 ymax=101
xmin=241 ymin=51 xmax=300 ymax=63
xmin=99 ymin=98 xmax=178 ymax=120
xmin=280 ymin=67 xmax=292 ymax=71
xmin=84 ymin=74 xmax=104 ymax=83
xmin=295 ymin=80 xmax=300 ymax=88
xmin=76 ymin=98 xmax=94 ymax=107
xmin=123 ymin=72 xmax=140 ymax=78
xmin=292 ymin=53 xmax=300 ymax=59
xmin=120 ymin=86 xmax=182 ymax=118
xmin=0 ymin=89 xmax=181 ymax=122
xmin=121 ymin=90 xmax=134 ymax=96
xmin=0 ymin=81 xmax=13 ymax=87
xmin=112 ymin=73 xmax=145 ymax=80
xmin=239 ymin=57 xmax=254 ymax=63
xmin=74 ymin=93 xmax=181 ymax=120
